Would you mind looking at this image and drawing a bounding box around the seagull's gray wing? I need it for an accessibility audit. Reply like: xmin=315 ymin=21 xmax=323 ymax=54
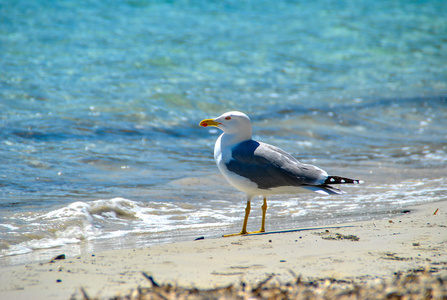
xmin=226 ymin=140 xmax=328 ymax=190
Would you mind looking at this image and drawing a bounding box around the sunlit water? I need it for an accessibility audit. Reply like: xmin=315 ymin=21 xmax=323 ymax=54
xmin=1 ymin=0 xmax=446 ymax=266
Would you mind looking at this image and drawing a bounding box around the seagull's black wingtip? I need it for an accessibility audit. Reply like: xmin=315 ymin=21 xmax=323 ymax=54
xmin=325 ymin=176 xmax=364 ymax=185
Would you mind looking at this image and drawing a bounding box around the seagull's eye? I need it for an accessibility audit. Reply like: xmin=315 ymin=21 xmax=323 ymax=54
xmin=225 ymin=116 xmax=231 ymax=120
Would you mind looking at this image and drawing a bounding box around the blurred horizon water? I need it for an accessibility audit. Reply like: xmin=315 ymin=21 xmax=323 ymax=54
xmin=1 ymin=0 xmax=446 ymax=266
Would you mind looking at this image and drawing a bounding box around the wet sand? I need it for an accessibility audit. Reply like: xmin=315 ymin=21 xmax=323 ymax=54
xmin=0 ymin=200 xmax=445 ymax=299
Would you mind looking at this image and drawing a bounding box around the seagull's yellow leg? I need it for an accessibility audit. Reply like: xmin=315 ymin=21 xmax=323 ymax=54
xmin=259 ymin=197 xmax=267 ymax=233
xmin=241 ymin=200 xmax=251 ymax=234
xmin=245 ymin=197 xmax=267 ymax=234
xmin=223 ymin=200 xmax=251 ymax=237
xmin=223 ymin=198 xmax=268 ymax=237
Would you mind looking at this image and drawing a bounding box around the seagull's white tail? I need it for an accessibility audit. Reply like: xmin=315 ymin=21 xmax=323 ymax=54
xmin=302 ymin=185 xmax=345 ymax=195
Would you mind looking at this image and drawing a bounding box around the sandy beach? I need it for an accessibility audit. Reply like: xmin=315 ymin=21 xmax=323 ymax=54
xmin=1 ymin=200 xmax=446 ymax=299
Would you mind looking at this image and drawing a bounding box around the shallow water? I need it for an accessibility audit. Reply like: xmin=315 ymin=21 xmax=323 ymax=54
xmin=1 ymin=0 xmax=446 ymax=266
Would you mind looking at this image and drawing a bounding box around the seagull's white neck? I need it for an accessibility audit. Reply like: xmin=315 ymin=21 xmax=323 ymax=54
xmin=219 ymin=129 xmax=252 ymax=148
xmin=214 ymin=118 xmax=252 ymax=167
xmin=215 ymin=131 xmax=251 ymax=167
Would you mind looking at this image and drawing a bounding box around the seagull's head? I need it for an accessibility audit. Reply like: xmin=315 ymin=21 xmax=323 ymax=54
xmin=200 ymin=111 xmax=252 ymax=136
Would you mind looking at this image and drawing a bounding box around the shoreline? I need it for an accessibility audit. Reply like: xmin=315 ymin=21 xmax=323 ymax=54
xmin=0 ymin=200 xmax=445 ymax=299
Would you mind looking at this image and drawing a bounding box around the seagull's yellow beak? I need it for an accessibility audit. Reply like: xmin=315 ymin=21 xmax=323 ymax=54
xmin=199 ymin=118 xmax=220 ymax=127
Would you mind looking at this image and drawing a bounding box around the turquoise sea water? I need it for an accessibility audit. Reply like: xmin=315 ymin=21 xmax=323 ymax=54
xmin=1 ymin=0 xmax=446 ymax=266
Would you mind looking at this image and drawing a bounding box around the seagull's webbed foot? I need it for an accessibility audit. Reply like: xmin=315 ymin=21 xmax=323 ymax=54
xmin=222 ymin=231 xmax=247 ymax=237
xmin=222 ymin=229 xmax=265 ymax=237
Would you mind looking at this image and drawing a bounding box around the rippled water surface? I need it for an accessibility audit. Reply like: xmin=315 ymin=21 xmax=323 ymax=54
xmin=1 ymin=0 xmax=446 ymax=266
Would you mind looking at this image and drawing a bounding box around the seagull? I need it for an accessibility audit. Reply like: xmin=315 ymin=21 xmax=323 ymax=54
xmin=199 ymin=111 xmax=363 ymax=237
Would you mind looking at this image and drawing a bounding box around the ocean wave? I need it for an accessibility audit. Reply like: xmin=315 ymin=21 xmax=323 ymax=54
xmin=1 ymin=176 xmax=446 ymax=262
xmin=0 ymin=197 xmax=234 ymax=258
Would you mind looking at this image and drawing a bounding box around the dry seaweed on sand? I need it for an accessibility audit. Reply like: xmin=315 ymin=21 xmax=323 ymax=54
xmin=77 ymin=266 xmax=447 ymax=300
